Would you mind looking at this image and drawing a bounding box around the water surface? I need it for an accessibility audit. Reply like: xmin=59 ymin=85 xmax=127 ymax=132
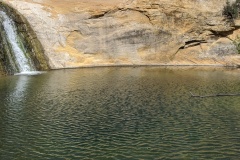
xmin=0 ymin=67 xmax=240 ymax=159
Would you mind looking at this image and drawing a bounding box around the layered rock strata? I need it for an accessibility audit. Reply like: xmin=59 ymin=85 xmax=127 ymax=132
xmin=2 ymin=0 xmax=240 ymax=68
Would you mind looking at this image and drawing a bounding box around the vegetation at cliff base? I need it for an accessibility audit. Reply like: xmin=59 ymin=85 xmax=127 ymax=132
xmin=222 ymin=1 xmax=240 ymax=54
xmin=233 ymin=36 xmax=240 ymax=54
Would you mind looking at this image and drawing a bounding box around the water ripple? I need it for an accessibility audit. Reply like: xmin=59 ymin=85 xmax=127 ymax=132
xmin=0 ymin=67 xmax=240 ymax=159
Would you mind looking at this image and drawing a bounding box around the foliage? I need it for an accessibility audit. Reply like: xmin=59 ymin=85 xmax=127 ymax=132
xmin=222 ymin=0 xmax=240 ymax=19
xmin=233 ymin=36 xmax=240 ymax=54
xmin=223 ymin=1 xmax=240 ymax=54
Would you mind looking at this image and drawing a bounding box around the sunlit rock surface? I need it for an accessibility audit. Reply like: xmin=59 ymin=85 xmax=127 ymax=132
xmin=3 ymin=0 xmax=240 ymax=68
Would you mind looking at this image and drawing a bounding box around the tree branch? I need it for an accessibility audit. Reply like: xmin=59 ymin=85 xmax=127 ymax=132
xmin=190 ymin=92 xmax=240 ymax=98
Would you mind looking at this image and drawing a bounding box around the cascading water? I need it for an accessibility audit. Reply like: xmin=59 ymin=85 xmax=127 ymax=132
xmin=0 ymin=10 xmax=36 ymax=74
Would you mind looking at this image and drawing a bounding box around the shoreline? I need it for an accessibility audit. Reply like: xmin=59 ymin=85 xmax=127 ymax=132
xmin=50 ymin=63 xmax=240 ymax=71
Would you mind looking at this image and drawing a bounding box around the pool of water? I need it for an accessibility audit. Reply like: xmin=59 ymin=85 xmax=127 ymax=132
xmin=0 ymin=67 xmax=240 ymax=160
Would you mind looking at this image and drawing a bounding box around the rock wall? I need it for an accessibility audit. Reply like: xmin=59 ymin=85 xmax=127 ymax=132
xmin=2 ymin=0 xmax=240 ymax=68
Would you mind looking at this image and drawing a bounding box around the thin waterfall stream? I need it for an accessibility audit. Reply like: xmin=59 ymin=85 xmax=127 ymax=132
xmin=0 ymin=10 xmax=36 ymax=74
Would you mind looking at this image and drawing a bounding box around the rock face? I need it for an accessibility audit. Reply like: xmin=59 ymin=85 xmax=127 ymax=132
xmin=2 ymin=0 xmax=240 ymax=68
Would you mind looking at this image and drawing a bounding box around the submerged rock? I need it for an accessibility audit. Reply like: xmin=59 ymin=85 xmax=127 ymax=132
xmin=2 ymin=0 xmax=240 ymax=68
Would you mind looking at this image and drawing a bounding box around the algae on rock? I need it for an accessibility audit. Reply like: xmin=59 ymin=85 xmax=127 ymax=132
xmin=0 ymin=2 xmax=49 ymax=74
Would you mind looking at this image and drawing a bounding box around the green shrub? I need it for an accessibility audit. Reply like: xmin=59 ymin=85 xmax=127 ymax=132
xmin=222 ymin=0 xmax=240 ymax=19
xmin=233 ymin=36 xmax=240 ymax=54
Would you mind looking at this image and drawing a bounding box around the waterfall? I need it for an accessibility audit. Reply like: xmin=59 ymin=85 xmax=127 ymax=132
xmin=0 ymin=11 xmax=36 ymax=74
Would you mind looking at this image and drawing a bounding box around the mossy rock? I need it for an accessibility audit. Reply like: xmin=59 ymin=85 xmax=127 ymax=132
xmin=0 ymin=2 xmax=50 ymax=74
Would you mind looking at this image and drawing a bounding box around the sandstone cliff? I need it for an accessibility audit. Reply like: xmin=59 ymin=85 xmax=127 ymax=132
xmin=2 ymin=0 xmax=240 ymax=68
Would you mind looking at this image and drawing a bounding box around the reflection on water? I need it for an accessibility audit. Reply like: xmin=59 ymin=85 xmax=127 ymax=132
xmin=8 ymin=76 xmax=30 ymax=110
xmin=0 ymin=67 xmax=240 ymax=160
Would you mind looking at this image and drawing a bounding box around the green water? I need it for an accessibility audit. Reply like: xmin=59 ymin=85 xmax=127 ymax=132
xmin=0 ymin=67 xmax=240 ymax=160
